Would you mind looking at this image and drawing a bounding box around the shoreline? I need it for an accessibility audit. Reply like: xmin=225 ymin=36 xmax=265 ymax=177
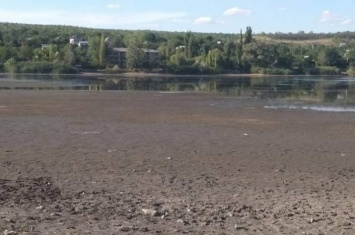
xmin=0 ymin=72 xmax=350 ymax=78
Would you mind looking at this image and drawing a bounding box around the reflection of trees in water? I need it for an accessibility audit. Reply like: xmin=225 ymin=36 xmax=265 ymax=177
xmin=312 ymin=80 xmax=354 ymax=104
xmin=88 ymin=76 xmax=355 ymax=106
xmin=246 ymin=77 xmax=355 ymax=104
xmin=94 ymin=77 xmax=251 ymax=94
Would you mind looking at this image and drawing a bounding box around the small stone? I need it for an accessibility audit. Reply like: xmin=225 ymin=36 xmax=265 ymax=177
xmin=142 ymin=209 xmax=157 ymax=216
xmin=4 ymin=219 xmax=15 ymax=224
xmin=3 ymin=230 xmax=18 ymax=235
xmin=336 ymin=220 xmax=352 ymax=227
xmin=166 ymin=157 xmax=172 ymax=160
xmin=50 ymin=212 xmax=62 ymax=217
xmin=35 ymin=205 xmax=44 ymax=210
xmin=234 ymin=224 xmax=247 ymax=230
xmin=177 ymin=219 xmax=184 ymax=223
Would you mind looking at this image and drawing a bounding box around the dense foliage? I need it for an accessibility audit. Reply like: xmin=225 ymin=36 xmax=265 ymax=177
xmin=0 ymin=22 xmax=354 ymax=75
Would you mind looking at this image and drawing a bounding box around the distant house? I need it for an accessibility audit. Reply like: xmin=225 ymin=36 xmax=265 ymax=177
xmin=143 ymin=48 xmax=161 ymax=67
xmin=107 ymin=47 xmax=161 ymax=68
xmin=78 ymin=41 xmax=89 ymax=49
xmin=107 ymin=47 xmax=127 ymax=67
xmin=69 ymin=35 xmax=82 ymax=45
xmin=41 ymin=44 xmax=51 ymax=50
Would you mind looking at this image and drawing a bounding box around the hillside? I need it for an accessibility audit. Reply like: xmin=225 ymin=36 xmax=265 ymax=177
xmin=0 ymin=22 xmax=354 ymax=75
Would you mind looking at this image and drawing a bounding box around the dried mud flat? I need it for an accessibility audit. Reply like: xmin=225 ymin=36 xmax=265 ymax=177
xmin=0 ymin=90 xmax=355 ymax=235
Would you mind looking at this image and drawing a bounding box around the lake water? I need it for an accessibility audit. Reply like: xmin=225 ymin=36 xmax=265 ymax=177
xmin=1 ymin=74 xmax=355 ymax=112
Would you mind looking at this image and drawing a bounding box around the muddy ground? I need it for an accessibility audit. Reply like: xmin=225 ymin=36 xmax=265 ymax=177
xmin=0 ymin=90 xmax=355 ymax=235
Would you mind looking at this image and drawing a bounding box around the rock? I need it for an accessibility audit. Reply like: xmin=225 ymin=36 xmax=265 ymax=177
xmin=177 ymin=219 xmax=184 ymax=223
xmin=234 ymin=224 xmax=248 ymax=230
xmin=50 ymin=212 xmax=62 ymax=217
xmin=3 ymin=230 xmax=17 ymax=235
xmin=142 ymin=209 xmax=157 ymax=216
xmin=4 ymin=219 xmax=15 ymax=224
xmin=35 ymin=205 xmax=44 ymax=210
xmin=166 ymin=157 xmax=172 ymax=160
xmin=336 ymin=220 xmax=352 ymax=227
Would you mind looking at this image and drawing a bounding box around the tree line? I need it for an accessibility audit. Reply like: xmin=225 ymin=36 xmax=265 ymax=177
xmin=0 ymin=22 xmax=355 ymax=75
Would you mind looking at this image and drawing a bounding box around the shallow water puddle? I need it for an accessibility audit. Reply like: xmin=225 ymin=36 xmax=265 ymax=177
xmin=264 ymin=105 xmax=355 ymax=113
xmin=70 ymin=131 xmax=102 ymax=135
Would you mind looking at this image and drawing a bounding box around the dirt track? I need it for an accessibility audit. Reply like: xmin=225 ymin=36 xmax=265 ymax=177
xmin=1 ymin=90 xmax=355 ymax=235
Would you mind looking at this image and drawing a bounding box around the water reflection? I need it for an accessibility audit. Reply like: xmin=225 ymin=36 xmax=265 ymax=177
xmin=0 ymin=74 xmax=355 ymax=108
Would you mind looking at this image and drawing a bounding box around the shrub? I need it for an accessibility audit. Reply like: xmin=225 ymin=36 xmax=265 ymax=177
xmin=164 ymin=65 xmax=215 ymax=75
xmin=4 ymin=58 xmax=18 ymax=73
xmin=317 ymin=66 xmax=341 ymax=75
xmin=17 ymin=61 xmax=77 ymax=74
xmin=52 ymin=63 xmax=77 ymax=74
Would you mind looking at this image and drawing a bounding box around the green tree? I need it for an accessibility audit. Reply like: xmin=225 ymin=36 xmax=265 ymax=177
xmin=169 ymin=51 xmax=190 ymax=66
xmin=0 ymin=46 xmax=17 ymax=64
xmin=245 ymin=26 xmax=253 ymax=44
xmin=4 ymin=57 xmax=17 ymax=73
xmin=347 ymin=62 xmax=355 ymax=75
xmin=64 ymin=44 xmax=76 ymax=65
xmin=88 ymin=36 xmax=100 ymax=67
xmin=184 ymin=32 xmax=196 ymax=59
xmin=99 ymin=34 xmax=106 ymax=67
xmin=208 ymin=48 xmax=223 ymax=68
xmin=74 ymin=47 xmax=89 ymax=67
xmin=125 ymin=32 xmax=147 ymax=69
xmin=126 ymin=47 xmax=145 ymax=69
xmin=274 ymin=45 xmax=293 ymax=68
xmin=18 ymin=44 xmax=34 ymax=61
xmin=236 ymin=29 xmax=243 ymax=65
xmin=223 ymin=40 xmax=234 ymax=69
xmin=317 ymin=47 xmax=340 ymax=66
xmin=49 ymin=44 xmax=55 ymax=62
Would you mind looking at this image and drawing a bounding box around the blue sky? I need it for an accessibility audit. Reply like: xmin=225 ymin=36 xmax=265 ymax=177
xmin=0 ymin=0 xmax=354 ymax=33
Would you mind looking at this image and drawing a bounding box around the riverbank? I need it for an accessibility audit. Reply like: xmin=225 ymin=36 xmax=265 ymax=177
xmin=0 ymin=90 xmax=354 ymax=234
xmin=80 ymin=72 xmax=267 ymax=78
xmin=0 ymin=71 xmax=350 ymax=78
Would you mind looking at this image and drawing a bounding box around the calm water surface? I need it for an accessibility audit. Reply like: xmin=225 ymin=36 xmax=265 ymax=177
xmin=1 ymin=74 xmax=355 ymax=112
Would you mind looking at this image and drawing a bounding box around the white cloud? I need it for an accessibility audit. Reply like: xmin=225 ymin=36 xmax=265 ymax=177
xmin=341 ymin=19 xmax=354 ymax=25
xmin=106 ymin=4 xmax=120 ymax=9
xmin=0 ymin=9 xmax=187 ymax=28
xmin=223 ymin=7 xmax=252 ymax=16
xmin=193 ymin=17 xmax=225 ymax=25
xmin=194 ymin=16 xmax=214 ymax=24
xmin=172 ymin=18 xmax=191 ymax=24
xmin=320 ymin=10 xmax=340 ymax=23
xmin=319 ymin=10 xmax=354 ymax=25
